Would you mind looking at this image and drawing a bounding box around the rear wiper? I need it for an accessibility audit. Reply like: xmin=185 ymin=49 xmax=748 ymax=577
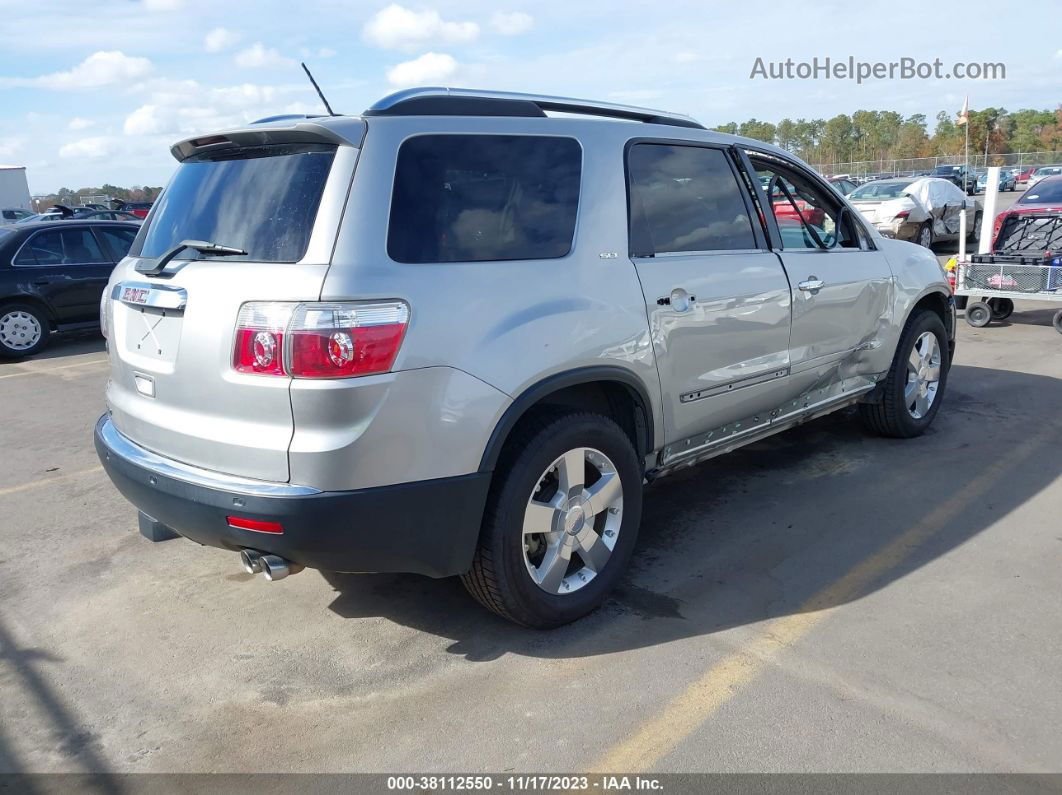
xmin=136 ymin=239 xmax=248 ymax=275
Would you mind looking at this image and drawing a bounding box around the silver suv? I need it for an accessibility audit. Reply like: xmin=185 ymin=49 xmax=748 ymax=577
xmin=95 ymin=88 xmax=955 ymax=628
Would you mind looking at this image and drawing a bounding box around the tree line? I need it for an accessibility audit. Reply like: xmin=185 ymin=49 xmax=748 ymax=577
xmin=37 ymin=184 xmax=163 ymax=207
xmin=711 ymin=106 xmax=1062 ymax=167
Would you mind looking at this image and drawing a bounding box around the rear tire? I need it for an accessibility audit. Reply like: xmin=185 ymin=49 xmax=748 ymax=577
xmin=0 ymin=303 xmax=49 ymax=359
xmin=860 ymin=309 xmax=949 ymax=439
xmin=968 ymin=213 xmax=982 ymax=243
xmin=916 ymin=223 xmax=933 ymax=249
xmin=461 ymin=411 xmax=643 ymax=628
xmin=1053 ymin=309 xmax=1062 ymax=336
xmin=965 ymin=301 xmax=992 ymax=328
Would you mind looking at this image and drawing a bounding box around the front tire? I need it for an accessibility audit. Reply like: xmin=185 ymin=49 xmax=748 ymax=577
xmin=860 ymin=310 xmax=950 ymax=438
xmin=0 ymin=303 xmax=49 ymax=359
xmin=461 ymin=411 xmax=643 ymax=628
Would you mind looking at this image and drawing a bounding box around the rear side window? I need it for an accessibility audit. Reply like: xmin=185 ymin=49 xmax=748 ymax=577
xmin=15 ymin=228 xmax=107 ymax=266
xmin=627 ymin=144 xmax=755 ymax=256
xmin=132 ymin=143 xmax=336 ymax=263
xmin=388 ymin=135 xmax=581 ymax=264
xmin=97 ymin=227 xmax=138 ymax=260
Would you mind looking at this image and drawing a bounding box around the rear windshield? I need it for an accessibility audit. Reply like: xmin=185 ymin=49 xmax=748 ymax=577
xmin=1020 ymin=179 xmax=1062 ymax=203
xmin=849 ymin=182 xmax=911 ymax=200
xmin=387 ymin=134 xmax=582 ymax=264
xmin=131 ymin=143 xmax=336 ymax=263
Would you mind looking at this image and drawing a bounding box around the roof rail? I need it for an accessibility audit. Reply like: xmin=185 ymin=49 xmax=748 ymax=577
xmin=363 ymin=88 xmax=705 ymax=130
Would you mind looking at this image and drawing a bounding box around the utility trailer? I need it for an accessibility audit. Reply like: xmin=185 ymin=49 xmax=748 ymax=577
xmin=955 ymin=213 xmax=1062 ymax=335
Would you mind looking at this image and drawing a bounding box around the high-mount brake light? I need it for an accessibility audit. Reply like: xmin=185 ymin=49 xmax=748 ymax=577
xmin=232 ymin=301 xmax=409 ymax=379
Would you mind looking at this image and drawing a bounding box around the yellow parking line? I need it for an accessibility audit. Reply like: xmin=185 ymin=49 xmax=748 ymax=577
xmin=0 ymin=465 xmax=104 ymax=497
xmin=0 ymin=357 xmax=109 ymax=380
xmin=587 ymin=433 xmax=1046 ymax=773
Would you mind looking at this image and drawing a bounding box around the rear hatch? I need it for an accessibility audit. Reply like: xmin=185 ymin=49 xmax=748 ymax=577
xmin=105 ymin=123 xmax=363 ymax=482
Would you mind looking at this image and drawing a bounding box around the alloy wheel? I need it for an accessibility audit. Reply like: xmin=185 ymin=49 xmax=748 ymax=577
xmin=521 ymin=447 xmax=623 ymax=595
xmin=905 ymin=331 xmax=942 ymax=419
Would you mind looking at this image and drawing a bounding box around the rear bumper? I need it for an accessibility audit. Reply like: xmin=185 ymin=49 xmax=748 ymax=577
xmin=94 ymin=414 xmax=490 ymax=577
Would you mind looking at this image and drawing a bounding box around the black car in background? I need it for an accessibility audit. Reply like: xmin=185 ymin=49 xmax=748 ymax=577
xmin=0 ymin=220 xmax=139 ymax=358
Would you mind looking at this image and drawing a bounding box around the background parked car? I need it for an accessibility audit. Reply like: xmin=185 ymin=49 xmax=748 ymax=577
xmin=848 ymin=177 xmax=982 ymax=248
xmin=929 ymin=164 xmax=976 ymax=194
xmin=976 ymin=169 xmax=1016 ymax=193
xmin=111 ymin=200 xmax=153 ymax=219
xmin=1028 ymin=166 xmax=1062 ymax=188
xmin=828 ymin=176 xmax=858 ymax=195
xmin=0 ymin=220 xmax=139 ymax=357
xmin=1015 ymin=166 xmax=1040 ymax=189
xmin=2 ymin=208 xmax=35 ymax=225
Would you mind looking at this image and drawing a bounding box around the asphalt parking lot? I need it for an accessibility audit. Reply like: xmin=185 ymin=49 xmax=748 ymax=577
xmin=2 ymin=210 xmax=1060 ymax=774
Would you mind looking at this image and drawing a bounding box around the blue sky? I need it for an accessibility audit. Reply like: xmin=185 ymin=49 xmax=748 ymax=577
xmin=0 ymin=0 xmax=1058 ymax=193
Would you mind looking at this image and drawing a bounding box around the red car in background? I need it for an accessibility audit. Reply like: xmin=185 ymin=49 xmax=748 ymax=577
xmin=1015 ymin=166 xmax=1040 ymax=189
xmin=992 ymin=175 xmax=1062 ymax=246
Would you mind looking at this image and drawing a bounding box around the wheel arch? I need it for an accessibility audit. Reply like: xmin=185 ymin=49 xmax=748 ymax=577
xmin=478 ymin=366 xmax=655 ymax=473
xmin=0 ymin=294 xmax=56 ymax=329
xmin=905 ymin=287 xmax=955 ymax=344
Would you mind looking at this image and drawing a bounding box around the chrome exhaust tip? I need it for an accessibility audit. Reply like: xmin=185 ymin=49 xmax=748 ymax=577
xmin=259 ymin=554 xmax=303 ymax=582
xmin=239 ymin=549 xmax=264 ymax=575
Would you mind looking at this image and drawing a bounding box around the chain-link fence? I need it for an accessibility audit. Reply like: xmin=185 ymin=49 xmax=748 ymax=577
xmin=812 ymin=152 xmax=1062 ymax=178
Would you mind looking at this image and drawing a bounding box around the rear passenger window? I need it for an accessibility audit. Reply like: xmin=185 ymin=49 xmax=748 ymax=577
xmin=97 ymin=227 xmax=137 ymax=258
xmin=388 ymin=135 xmax=581 ymax=263
xmin=627 ymin=144 xmax=755 ymax=256
xmin=15 ymin=228 xmax=107 ymax=266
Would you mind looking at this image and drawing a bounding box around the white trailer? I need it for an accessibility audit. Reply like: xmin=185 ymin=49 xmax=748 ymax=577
xmin=0 ymin=165 xmax=32 ymax=210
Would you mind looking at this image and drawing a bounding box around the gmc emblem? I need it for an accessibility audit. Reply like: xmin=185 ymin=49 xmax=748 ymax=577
xmin=122 ymin=287 xmax=150 ymax=305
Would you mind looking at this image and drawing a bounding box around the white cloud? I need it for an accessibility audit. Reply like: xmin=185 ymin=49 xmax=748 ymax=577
xmin=143 ymin=0 xmax=183 ymax=9
xmin=490 ymin=12 xmax=533 ymax=35
xmin=673 ymin=51 xmax=701 ymax=64
xmin=299 ymin=46 xmax=337 ymax=59
xmin=204 ymin=27 xmax=241 ymax=53
xmin=386 ymin=52 xmax=457 ymax=87
xmin=59 ymin=136 xmax=117 ymax=159
xmin=3 ymin=51 xmax=153 ymax=90
xmin=234 ymin=43 xmax=293 ymax=68
xmin=68 ymin=117 xmax=95 ymax=131
xmin=364 ymin=5 xmax=478 ymax=52
xmin=0 ymin=137 xmax=26 ymax=160
xmin=124 ymin=104 xmax=169 ymax=135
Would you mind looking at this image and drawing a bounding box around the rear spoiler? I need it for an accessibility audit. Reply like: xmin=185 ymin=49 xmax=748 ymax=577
xmin=169 ymin=117 xmax=366 ymax=162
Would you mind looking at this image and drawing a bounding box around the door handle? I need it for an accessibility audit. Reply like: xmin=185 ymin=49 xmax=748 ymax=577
xmin=658 ymin=288 xmax=695 ymax=312
xmin=798 ymin=277 xmax=825 ymax=292
xmin=32 ymin=277 xmax=57 ymax=285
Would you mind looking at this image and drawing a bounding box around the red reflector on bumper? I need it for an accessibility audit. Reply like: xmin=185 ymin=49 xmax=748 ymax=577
xmin=227 ymin=516 xmax=284 ymax=534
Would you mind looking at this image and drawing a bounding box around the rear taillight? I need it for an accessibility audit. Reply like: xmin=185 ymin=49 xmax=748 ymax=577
xmin=992 ymin=212 xmax=1011 ymax=245
xmin=100 ymin=291 xmax=112 ymax=339
xmin=894 ymin=210 xmax=910 ymax=220
xmin=232 ymin=301 xmax=409 ymax=379
xmin=233 ymin=303 xmax=292 ymax=376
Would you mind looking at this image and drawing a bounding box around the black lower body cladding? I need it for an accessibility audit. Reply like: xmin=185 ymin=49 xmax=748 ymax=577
xmin=94 ymin=415 xmax=490 ymax=577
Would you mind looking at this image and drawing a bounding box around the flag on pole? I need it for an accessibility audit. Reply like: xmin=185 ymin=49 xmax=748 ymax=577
xmin=957 ymin=96 xmax=969 ymax=126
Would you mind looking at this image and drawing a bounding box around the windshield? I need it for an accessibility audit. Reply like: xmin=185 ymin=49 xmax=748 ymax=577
xmin=1034 ymin=167 xmax=1061 ymax=176
xmin=1020 ymin=180 xmax=1062 ymax=204
xmin=849 ymin=182 xmax=912 ymax=200
xmin=132 ymin=143 xmax=336 ymax=262
xmin=931 ymin=166 xmax=958 ymax=174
